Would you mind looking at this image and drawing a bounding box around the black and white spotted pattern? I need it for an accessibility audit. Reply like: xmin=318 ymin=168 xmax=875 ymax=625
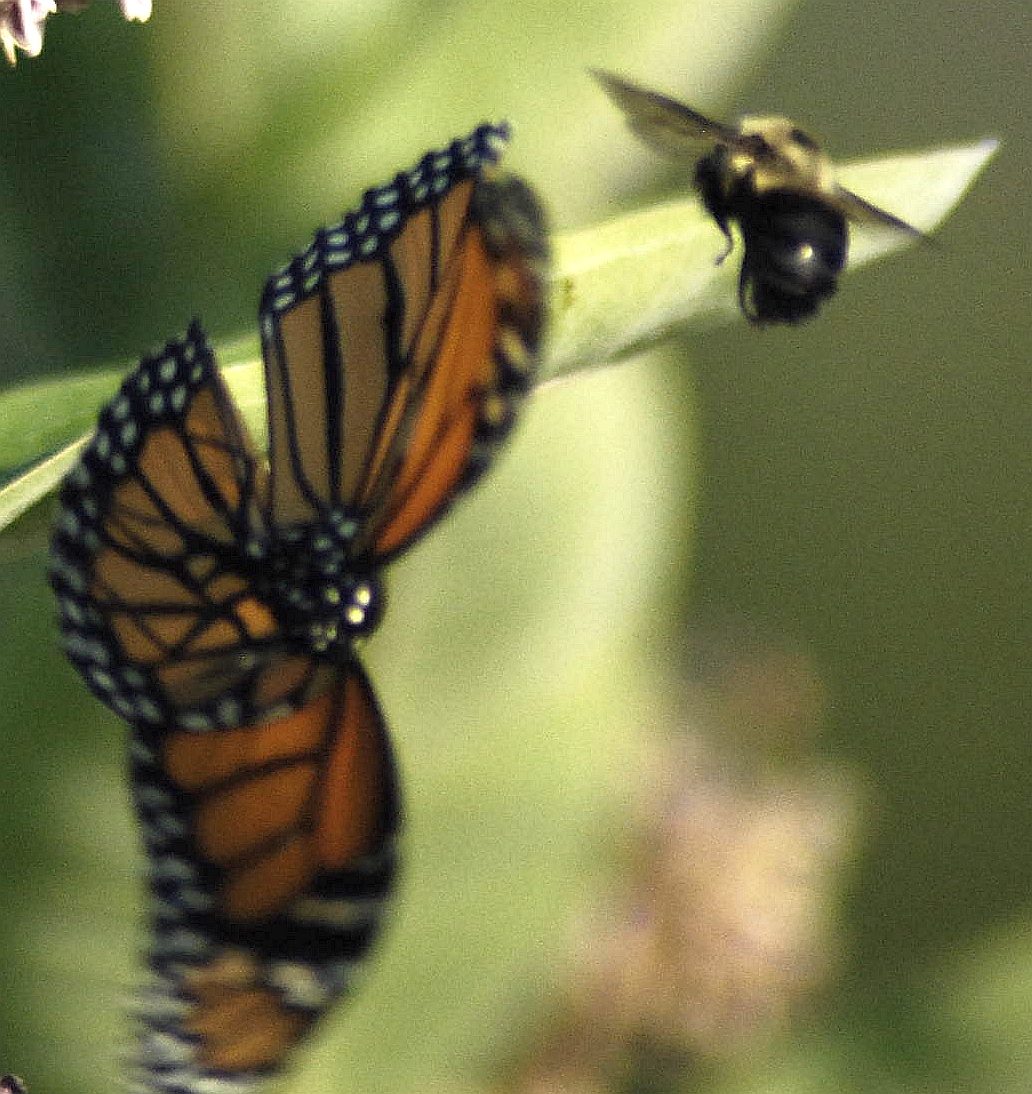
xmin=127 ymin=696 xmax=396 ymax=1094
xmin=260 ymin=122 xmax=510 ymax=324
xmin=48 ymin=324 xmax=265 ymax=728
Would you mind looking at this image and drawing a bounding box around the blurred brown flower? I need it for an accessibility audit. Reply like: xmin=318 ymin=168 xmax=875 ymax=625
xmin=508 ymin=628 xmax=859 ymax=1094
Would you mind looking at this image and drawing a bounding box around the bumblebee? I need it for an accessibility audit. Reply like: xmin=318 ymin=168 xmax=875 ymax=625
xmin=593 ymin=69 xmax=923 ymax=324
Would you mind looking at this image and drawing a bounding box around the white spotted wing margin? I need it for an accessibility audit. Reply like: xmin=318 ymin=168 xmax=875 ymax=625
xmin=256 ymin=122 xmax=548 ymax=560
xmin=47 ymin=321 xmax=327 ymax=732
xmin=127 ymin=663 xmax=398 ymax=1094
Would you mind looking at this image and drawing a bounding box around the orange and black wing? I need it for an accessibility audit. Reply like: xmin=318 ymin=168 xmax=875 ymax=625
xmin=48 ymin=323 xmax=333 ymax=730
xmin=258 ymin=122 xmax=549 ymax=563
xmin=130 ymin=662 xmax=397 ymax=1092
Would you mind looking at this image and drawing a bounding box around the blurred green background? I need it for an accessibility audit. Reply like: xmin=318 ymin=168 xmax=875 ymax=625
xmin=1 ymin=1 xmax=1030 ymax=1092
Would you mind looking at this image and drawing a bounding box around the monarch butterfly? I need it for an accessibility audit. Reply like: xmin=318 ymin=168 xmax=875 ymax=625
xmin=593 ymin=70 xmax=922 ymax=323
xmin=48 ymin=123 xmax=549 ymax=1093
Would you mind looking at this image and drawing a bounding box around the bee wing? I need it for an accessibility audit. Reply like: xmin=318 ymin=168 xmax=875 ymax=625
xmin=592 ymin=69 xmax=740 ymax=158
xmin=832 ymin=184 xmax=925 ymax=237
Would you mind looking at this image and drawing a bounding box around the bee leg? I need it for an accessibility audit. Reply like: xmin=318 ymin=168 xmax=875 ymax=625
xmin=737 ymin=263 xmax=759 ymax=323
xmin=712 ymin=221 xmax=735 ymax=264
xmin=694 ymin=152 xmax=735 ymax=263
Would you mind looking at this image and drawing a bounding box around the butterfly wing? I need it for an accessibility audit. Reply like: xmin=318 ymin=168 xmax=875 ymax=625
xmin=258 ymin=123 xmax=549 ymax=562
xmin=132 ymin=661 xmax=398 ymax=1089
xmin=48 ymin=322 xmax=328 ymax=731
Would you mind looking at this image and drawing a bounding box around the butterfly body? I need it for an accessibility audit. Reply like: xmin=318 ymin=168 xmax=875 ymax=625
xmin=249 ymin=513 xmax=385 ymax=653
xmin=593 ymin=69 xmax=921 ymax=323
xmin=49 ymin=124 xmax=548 ymax=1092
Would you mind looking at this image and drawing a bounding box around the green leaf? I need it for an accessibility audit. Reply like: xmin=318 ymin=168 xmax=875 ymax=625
xmin=544 ymin=137 xmax=1000 ymax=381
xmin=0 ymin=137 xmax=999 ymax=533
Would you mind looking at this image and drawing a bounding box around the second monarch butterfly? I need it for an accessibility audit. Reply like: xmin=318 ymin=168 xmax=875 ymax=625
xmin=48 ymin=123 xmax=549 ymax=1093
